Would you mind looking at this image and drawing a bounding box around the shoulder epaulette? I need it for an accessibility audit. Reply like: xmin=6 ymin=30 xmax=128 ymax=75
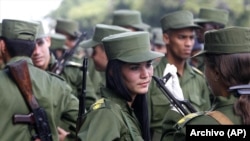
xmin=89 ymin=98 xmax=107 ymax=111
xmin=175 ymin=112 xmax=204 ymax=130
xmin=47 ymin=71 xmax=65 ymax=81
xmin=192 ymin=66 xmax=204 ymax=76
xmin=66 ymin=61 xmax=82 ymax=67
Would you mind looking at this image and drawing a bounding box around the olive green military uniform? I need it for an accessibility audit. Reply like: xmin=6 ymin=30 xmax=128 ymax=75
xmin=87 ymin=58 xmax=104 ymax=96
xmin=161 ymin=95 xmax=242 ymax=141
xmin=78 ymin=88 xmax=144 ymax=141
xmin=148 ymin=57 xmax=211 ymax=135
xmin=192 ymin=8 xmax=229 ymax=72
xmin=0 ymin=57 xmax=79 ymax=141
xmin=78 ymin=31 xmax=163 ymax=141
xmin=161 ymin=26 xmax=250 ymax=141
xmin=47 ymin=53 xmax=97 ymax=110
xmin=149 ymin=10 xmax=211 ymax=140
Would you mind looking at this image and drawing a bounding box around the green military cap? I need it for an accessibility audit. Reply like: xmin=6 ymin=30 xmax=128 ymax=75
xmin=50 ymin=33 xmax=67 ymax=50
xmin=55 ymin=19 xmax=80 ymax=37
xmin=192 ymin=26 xmax=250 ymax=57
xmin=102 ymin=31 xmax=164 ymax=63
xmin=36 ymin=21 xmax=48 ymax=39
xmin=194 ymin=8 xmax=229 ymax=26
xmin=1 ymin=19 xmax=39 ymax=41
xmin=160 ymin=10 xmax=201 ymax=31
xmin=112 ymin=9 xmax=150 ymax=31
xmin=80 ymin=24 xmax=130 ymax=49
xmin=151 ymin=27 xmax=165 ymax=45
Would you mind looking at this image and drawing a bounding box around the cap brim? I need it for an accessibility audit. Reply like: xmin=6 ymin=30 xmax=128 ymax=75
xmin=194 ymin=18 xmax=211 ymax=23
xmin=132 ymin=23 xmax=150 ymax=30
xmin=118 ymin=51 xmax=164 ymax=63
xmin=191 ymin=50 xmax=207 ymax=58
xmin=80 ymin=39 xmax=99 ymax=49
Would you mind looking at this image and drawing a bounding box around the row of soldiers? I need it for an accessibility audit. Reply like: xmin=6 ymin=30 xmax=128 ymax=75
xmin=1 ymin=6 xmax=245 ymax=141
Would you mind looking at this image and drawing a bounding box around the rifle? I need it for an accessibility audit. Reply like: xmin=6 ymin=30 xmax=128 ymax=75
xmin=9 ymin=60 xmax=52 ymax=141
xmin=152 ymin=73 xmax=197 ymax=116
xmin=50 ymin=32 xmax=87 ymax=75
xmin=75 ymin=56 xmax=88 ymax=138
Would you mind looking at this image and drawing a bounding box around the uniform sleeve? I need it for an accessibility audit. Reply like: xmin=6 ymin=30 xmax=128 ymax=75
xmin=58 ymin=83 xmax=79 ymax=138
xmin=77 ymin=108 xmax=123 ymax=141
xmin=161 ymin=110 xmax=185 ymax=141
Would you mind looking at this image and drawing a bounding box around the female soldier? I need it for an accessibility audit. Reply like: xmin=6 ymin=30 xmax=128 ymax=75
xmin=161 ymin=26 xmax=250 ymax=141
xmin=77 ymin=31 xmax=164 ymax=141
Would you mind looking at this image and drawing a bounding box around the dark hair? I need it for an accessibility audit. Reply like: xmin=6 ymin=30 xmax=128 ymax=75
xmin=205 ymin=53 xmax=250 ymax=124
xmin=2 ymin=37 xmax=35 ymax=57
xmin=106 ymin=59 xmax=150 ymax=141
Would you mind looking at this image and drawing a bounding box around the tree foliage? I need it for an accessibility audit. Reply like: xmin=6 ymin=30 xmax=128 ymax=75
xmin=46 ymin=0 xmax=250 ymax=33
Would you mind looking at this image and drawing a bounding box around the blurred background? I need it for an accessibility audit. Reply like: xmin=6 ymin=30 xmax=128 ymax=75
xmin=1 ymin=0 xmax=250 ymax=37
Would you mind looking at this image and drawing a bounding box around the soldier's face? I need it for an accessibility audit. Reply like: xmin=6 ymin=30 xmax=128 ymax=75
xmin=91 ymin=45 xmax=108 ymax=72
xmin=32 ymin=37 xmax=51 ymax=70
xmin=164 ymin=28 xmax=195 ymax=60
xmin=121 ymin=61 xmax=153 ymax=97
xmin=196 ymin=23 xmax=215 ymax=43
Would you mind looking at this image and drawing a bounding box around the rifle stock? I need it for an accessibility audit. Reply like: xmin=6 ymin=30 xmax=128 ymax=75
xmin=9 ymin=60 xmax=52 ymax=141
xmin=50 ymin=32 xmax=87 ymax=75
xmin=152 ymin=73 xmax=197 ymax=116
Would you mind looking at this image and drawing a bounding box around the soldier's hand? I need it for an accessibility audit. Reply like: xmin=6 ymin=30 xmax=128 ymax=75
xmin=57 ymin=127 xmax=70 ymax=141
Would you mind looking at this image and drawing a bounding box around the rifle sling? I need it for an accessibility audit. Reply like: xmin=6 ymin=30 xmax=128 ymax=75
xmin=206 ymin=110 xmax=234 ymax=125
xmin=8 ymin=60 xmax=40 ymax=110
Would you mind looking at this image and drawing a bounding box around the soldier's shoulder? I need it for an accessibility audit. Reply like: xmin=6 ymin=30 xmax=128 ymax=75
xmin=89 ymin=98 xmax=108 ymax=111
xmin=47 ymin=71 xmax=66 ymax=81
xmin=65 ymin=61 xmax=82 ymax=68
xmin=191 ymin=66 xmax=204 ymax=76
xmin=175 ymin=112 xmax=205 ymax=129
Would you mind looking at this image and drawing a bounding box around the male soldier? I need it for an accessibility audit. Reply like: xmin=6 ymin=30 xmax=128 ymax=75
xmin=32 ymin=22 xmax=97 ymax=110
xmin=55 ymin=18 xmax=102 ymax=94
xmin=49 ymin=33 xmax=68 ymax=59
xmin=80 ymin=24 xmax=130 ymax=98
xmin=55 ymin=18 xmax=81 ymax=49
xmin=191 ymin=8 xmax=229 ymax=71
xmin=148 ymin=10 xmax=212 ymax=140
xmin=150 ymin=27 xmax=167 ymax=66
xmin=151 ymin=27 xmax=167 ymax=54
xmin=0 ymin=19 xmax=78 ymax=141
xmin=112 ymin=9 xmax=150 ymax=31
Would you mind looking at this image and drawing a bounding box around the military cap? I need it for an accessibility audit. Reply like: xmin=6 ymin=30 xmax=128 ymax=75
xmin=1 ymin=19 xmax=39 ymax=41
xmin=80 ymin=24 xmax=130 ymax=49
xmin=194 ymin=8 xmax=229 ymax=26
xmin=151 ymin=27 xmax=165 ymax=45
xmin=50 ymin=33 xmax=67 ymax=50
xmin=160 ymin=10 xmax=200 ymax=31
xmin=36 ymin=21 xmax=48 ymax=39
xmin=102 ymin=31 xmax=164 ymax=63
xmin=55 ymin=19 xmax=80 ymax=37
xmin=112 ymin=9 xmax=150 ymax=31
xmin=192 ymin=26 xmax=250 ymax=57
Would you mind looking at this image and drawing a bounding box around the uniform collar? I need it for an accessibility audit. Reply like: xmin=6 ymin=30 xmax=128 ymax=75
xmin=101 ymin=87 xmax=133 ymax=112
